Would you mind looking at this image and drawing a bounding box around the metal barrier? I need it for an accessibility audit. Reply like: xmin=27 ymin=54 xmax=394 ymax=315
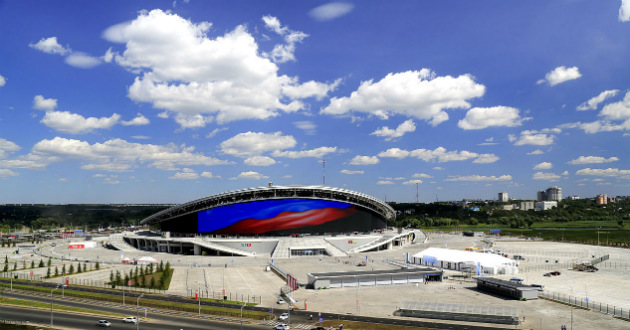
xmin=540 ymin=291 xmax=630 ymax=320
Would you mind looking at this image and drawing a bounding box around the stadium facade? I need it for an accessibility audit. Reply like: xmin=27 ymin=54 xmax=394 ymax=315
xmin=140 ymin=185 xmax=396 ymax=236
xmin=113 ymin=185 xmax=421 ymax=258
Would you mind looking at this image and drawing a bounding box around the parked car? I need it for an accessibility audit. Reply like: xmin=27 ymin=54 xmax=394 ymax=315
xmin=513 ymin=255 xmax=525 ymax=260
xmin=550 ymin=271 xmax=561 ymax=276
xmin=531 ymin=284 xmax=545 ymax=290
xmin=95 ymin=320 xmax=111 ymax=327
xmin=277 ymin=298 xmax=285 ymax=304
xmin=311 ymin=327 xmax=326 ymax=330
xmin=274 ymin=324 xmax=290 ymax=330
xmin=279 ymin=312 xmax=289 ymax=320
xmin=122 ymin=317 xmax=138 ymax=323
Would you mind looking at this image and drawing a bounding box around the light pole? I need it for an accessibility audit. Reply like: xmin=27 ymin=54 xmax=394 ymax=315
xmin=136 ymin=293 xmax=144 ymax=330
xmin=50 ymin=284 xmax=61 ymax=327
xmin=198 ymin=282 xmax=201 ymax=316
xmin=569 ymin=285 xmax=573 ymax=330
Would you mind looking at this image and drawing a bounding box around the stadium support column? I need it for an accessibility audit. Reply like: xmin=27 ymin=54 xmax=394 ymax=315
xmin=194 ymin=244 xmax=201 ymax=255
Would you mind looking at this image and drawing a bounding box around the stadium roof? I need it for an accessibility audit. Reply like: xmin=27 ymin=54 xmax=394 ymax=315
xmin=140 ymin=185 xmax=396 ymax=226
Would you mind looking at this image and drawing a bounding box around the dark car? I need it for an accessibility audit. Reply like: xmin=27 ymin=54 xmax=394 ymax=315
xmin=550 ymin=271 xmax=561 ymax=276
xmin=311 ymin=327 xmax=326 ymax=330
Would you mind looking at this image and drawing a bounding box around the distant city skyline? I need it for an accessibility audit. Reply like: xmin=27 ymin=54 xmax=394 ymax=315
xmin=1 ymin=1 xmax=629 ymax=204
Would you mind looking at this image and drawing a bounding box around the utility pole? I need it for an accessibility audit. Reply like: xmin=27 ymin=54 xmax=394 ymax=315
xmin=321 ymin=159 xmax=326 ymax=186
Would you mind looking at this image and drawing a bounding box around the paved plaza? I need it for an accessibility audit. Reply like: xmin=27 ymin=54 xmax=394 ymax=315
xmin=4 ymin=231 xmax=629 ymax=329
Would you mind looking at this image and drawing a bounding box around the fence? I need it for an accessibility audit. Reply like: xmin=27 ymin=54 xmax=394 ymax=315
xmin=540 ymin=291 xmax=630 ymax=320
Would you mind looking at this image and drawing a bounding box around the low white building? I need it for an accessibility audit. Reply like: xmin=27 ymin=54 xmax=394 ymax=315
xmin=535 ymin=201 xmax=557 ymax=211
xmin=411 ymin=247 xmax=519 ymax=275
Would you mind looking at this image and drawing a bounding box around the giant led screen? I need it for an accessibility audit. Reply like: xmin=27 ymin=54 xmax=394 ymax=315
xmin=197 ymin=199 xmax=368 ymax=235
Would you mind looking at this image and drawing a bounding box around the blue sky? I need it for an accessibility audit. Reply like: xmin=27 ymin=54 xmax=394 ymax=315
xmin=1 ymin=1 xmax=629 ymax=204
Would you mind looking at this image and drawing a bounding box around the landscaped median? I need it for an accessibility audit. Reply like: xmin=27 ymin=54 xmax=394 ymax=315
xmin=0 ymin=282 xmax=271 ymax=321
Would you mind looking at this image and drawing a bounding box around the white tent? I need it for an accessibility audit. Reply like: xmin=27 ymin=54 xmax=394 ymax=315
xmin=136 ymin=256 xmax=158 ymax=265
xmin=411 ymin=247 xmax=518 ymax=275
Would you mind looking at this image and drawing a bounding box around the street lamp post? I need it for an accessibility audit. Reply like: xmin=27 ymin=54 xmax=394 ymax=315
xmin=136 ymin=293 xmax=144 ymax=330
xmin=50 ymin=284 xmax=61 ymax=327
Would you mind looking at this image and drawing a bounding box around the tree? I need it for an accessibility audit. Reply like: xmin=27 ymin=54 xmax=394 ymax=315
xmin=55 ymin=266 xmax=59 ymax=277
xmin=68 ymin=264 xmax=74 ymax=274
xmin=47 ymin=257 xmax=52 ymax=267
xmin=62 ymin=264 xmax=66 ymax=275
xmin=77 ymin=263 xmax=82 ymax=273
xmin=140 ymin=275 xmax=146 ymax=287
xmin=39 ymin=259 xmax=44 ymax=268
xmin=110 ymin=270 xmax=114 ymax=284
xmin=95 ymin=261 xmax=100 ymax=270
xmin=4 ymin=255 xmax=7 ymax=264
xmin=2 ymin=264 xmax=7 ymax=272
xmin=149 ymin=277 xmax=156 ymax=289
xmin=46 ymin=267 xmax=51 ymax=278
xmin=13 ymin=262 xmax=17 ymax=271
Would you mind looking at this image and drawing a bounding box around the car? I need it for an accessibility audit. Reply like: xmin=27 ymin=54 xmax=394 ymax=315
xmin=550 ymin=271 xmax=561 ymax=276
xmin=531 ymin=284 xmax=545 ymax=290
xmin=311 ymin=327 xmax=326 ymax=330
xmin=95 ymin=320 xmax=111 ymax=327
xmin=279 ymin=312 xmax=289 ymax=320
xmin=273 ymin=324 xmax=290 ymax=330
xmin=277 ymin=298 xmax=285 ymax=304
xmin=544 ymin=272 xmax=551 ymax=277
xmin=122 ymin=317 xmax=138 ymax=323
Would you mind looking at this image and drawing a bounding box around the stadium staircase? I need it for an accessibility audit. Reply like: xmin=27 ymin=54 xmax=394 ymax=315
xmin=108 ymin=233 xmax=139 ymax=252
xmin=271 ymin=237 xmax=347 ymax=259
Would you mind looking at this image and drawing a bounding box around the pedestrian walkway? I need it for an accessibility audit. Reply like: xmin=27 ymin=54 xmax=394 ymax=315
xmin=261 ymin=320 xmax=312 ymax=329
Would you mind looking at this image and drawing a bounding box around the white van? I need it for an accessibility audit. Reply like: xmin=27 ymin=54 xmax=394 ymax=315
xmin=509 ymin=277 xmax=524 ymax=284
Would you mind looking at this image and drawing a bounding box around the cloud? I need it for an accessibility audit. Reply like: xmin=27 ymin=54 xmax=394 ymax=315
xmin=282 ymin=79 xmax=342 ymax=101
xmin=0 ymin=137 xmax=232 ymax=173
xmin=349 ymin=155 xmax=379 ymax=165
xmin=41 ymin=111 xmax=120 ymax=134
xmin=509 ymin=129 xmax=559 ymax=146
xmin=272 ymin=146 xmax=340 ymax=159
xmin=376 ymin=180 xmax=395 ymax=185
xmin=201 ymin=171 xmax=220 ymax=179
xmin=0 ymin=138 xmax=21 ymax=159
xmin=169 ymin=168 xmax=199 ymax=180
xmin=309 ymin=2 xmax=354 ymax=21
xmin=102 ymin=10 xmax=337 ymax=128
xmin=402 ymin=179 xmax=423 ymax=185
xmin=576 ymin=168 xmax=630 ymax=177
xmin=33 ymin=95 xmax=58 ymax=111
xmin=577 ymin=90 xmax=619 ymax=111
xmin=233 ymin=171 xmax=269 ymax=180
xmin=261 ymin=15 xmax=308 ymax=63
xmin=29 ymin=37 xmax=71 ymax=55
xmin=600 ymin=90 xmax=630 ymax=121
xmin=620 ymin=0 xmax=630 ymax=22
xmin=244 ymin=156 xmax=276 ymax=166
xmin=321 ymin=69 xmax=485 ymax=126
xmin=537 ymin=66 xmax=581 ymax=86
xmin=527 ymin=149 xmax=544 ymax=155
xmin=206 ymin=127 xmax=228 ymax=138
xmin=568 ymin=156 xmax=619 ymax=164
xmin=0 ymin=169 xmax=19 ymax=179
xmin=532 ymin=172 xmax=561 ymax=181
xmin=560 ymin=91 xmax=630 ymax=134
xmin=377 ymin=148 xmax=410 ymax=159
xmin=340 ymin=169 xmax=364 ymax=175
xmin=412 ymin=173 xmax=433 ymax=179
xmin=220 ymin=132 xmax=296 ymax=157
xmin=533 ymin=162 xmax=553 ymax=170
xmin=121 ymin=113 xmax=150 ymax=126
xmin=378 ymin=146 xmax=499 ymax=163
xmin=293 ymin=121 xmax=317 ymax=135
xmin=445 ymin=175 xmax=512 ymax=182
xmin=458 ymin=106 xmax=525 ymax=130
xmin=371 ymin=119 xmax=416 ymax=141
xmin=65 ymin=52 xmax=102 ymax=69
xmin=0 ymin=74 xmax=5 ymax=87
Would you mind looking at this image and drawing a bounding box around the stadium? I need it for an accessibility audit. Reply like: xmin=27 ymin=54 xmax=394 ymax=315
xmin=115 ymin=185 xmax=420 ymax=258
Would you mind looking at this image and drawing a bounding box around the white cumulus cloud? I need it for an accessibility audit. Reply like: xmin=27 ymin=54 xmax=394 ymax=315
xmin=272 ymin=147 xmax=339 ymax=159
xmin=577 ymin=90 xmax=619 ymax=111
xmin=262 ymin=15 xmax=308 ymax=63
xmin=33 ymin=95 xmax=58 ymax=111
xmin=377 ymin=180 xmax=395 ymax=185
xmin=41 ymin=111 xmax=120 ymax=134
xmin=509 ymin=129 xmax=559 ymax=146
xmin=533 ymin=162 xmax=553 ymax=170
xmin=121 ymin=113 xmax=150 ymax=126
xmin=340 ymin=169 xmax=364 ymax=175
xmin=102 ymin=10 xmax=337 ymax=128
xmin=169 ymin=168 xmax=199 ymax=180
xmin=568 ymin=156 xmax=619 ymax=165
xmin=0 ymin=74 xmax=6 ymax=87
xmin=29 ymin=37 xmax=71 ymax=55
xmin=378 ymin=146 xmax=498 ymax=164
xmin=244 ymin=156 xmax=277 ymax=166
xmin=233 ymin=171 xmax=269 ymax=180
xmin=458 ymin=106 xmax=524 ymax=130
xmin=65 ymin=52 xmax=102 ymax=69
xmin=620 ymin=0 xmax=630 ymax=22
xmin=349 ymin=155 xmax=379 ymax=165
xmin=0 ymin=138 xmax=21 ymax=159
xmin=220 ymin=132 xmax=296 ymax=157
xmin=537 ymin=66 xmax=581 ymax=86
xmin=371 ymin=119 xmax=416 ymax=141
xmin=445 ymin=175 xmax=512 ymax=182
xmin=576 ymin=168 xmax=630 ymax=177
xmin=309 ymin=2 xmax=354 ymax=21
xmin=321 ymin=69 xmax=485 ymax=126
xmin=532 ymin=172 xmax=561 ymax=181
xmin=402 ymin=179 xmax=423 ymax=185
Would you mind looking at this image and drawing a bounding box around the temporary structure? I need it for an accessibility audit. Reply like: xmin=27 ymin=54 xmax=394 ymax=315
xmin=411 ymin=247 xmax=518 ymax=275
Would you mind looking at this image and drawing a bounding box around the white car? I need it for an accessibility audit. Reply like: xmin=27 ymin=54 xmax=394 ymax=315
xmin=122 ymin=317 xmax=138 ymax=323
xmin=95 ymin=320 xmax=111 ymax=327
xmin=273 ymin=324 xmax=289 ymax=330
xmin=279 ymin=312 xmax=289 ymax=320
xmin=276 ymin=298 xmax=285 ymax=304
